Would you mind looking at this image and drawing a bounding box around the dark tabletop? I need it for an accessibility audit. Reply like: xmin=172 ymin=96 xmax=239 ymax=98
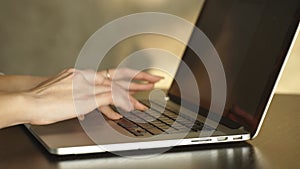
xmin=0 ymin=94 xmax=299 ymax=169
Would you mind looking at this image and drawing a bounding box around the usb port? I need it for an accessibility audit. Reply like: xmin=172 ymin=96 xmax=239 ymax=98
xmin=217 ymin=136 xmax=228 ymax=141
xmin=233 ymin=136 xmax=243 ymax=140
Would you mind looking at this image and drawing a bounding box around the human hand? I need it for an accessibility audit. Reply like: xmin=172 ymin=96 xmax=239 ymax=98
xmin=25 ymin=68 xmax=162 ymax=125
xmin=97 ymin=68 xmax=164 ymax=120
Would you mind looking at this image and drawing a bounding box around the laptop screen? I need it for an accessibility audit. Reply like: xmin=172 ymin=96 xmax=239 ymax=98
xmin=168 ymin=0 xmax=300 ymax=135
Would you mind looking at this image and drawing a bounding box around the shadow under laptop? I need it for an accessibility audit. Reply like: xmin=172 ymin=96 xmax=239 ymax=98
xmin=47 ymin=142 xmax=266 ymax=169
xmin=18 ymin=125 xmax=270 ymax=169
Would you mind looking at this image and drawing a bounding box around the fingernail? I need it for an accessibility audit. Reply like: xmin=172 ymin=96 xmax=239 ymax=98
xmin=118 ymin=114 xmax=123 ymax=118
xmin=143 ymin=105 xmax=149 ymax=111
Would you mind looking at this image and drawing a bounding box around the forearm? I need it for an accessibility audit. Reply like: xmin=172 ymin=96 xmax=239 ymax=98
xmin=0 ymin=92 xmax=31 ymax=129
xmin=0 ymin=75 xmax=48 ymax=92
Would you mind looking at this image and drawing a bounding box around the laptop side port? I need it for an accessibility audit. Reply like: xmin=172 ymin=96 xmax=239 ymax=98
xmin=217 ymin=136 xmax=228 ymax=141
xmin=232 ymin=136 xmax=243 ymax=140
xmin=191 ymin=138 xmax=212 ymax=142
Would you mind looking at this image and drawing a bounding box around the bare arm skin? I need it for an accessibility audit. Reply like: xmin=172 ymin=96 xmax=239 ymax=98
xmin=0 ymin=68 xmax=163 ymax=129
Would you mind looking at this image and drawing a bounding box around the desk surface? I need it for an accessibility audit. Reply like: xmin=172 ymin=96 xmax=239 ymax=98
xmin=0 ymin=94 xmax=299 ymax=169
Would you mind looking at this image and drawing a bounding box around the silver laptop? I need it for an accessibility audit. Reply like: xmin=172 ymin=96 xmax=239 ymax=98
xmin=26 ymin=0 xmax=300 ymax=155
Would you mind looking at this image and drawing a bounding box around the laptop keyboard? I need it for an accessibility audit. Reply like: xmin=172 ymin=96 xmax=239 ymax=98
xmin=111 ymin=103 xmax=214 ymax=137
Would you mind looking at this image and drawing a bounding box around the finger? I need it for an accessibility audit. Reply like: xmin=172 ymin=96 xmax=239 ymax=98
xmin=111 ymin=83 xmax=148 ymax=111
xmin=129 ymin=96 xmax=148 ymax=111
xmin=132 ymin=71 xmax=164 ymax=83
xmin=94 ymin=91 xmax=131 ymax=110
xmin=114 ymin=81 xmax=155 ymax=91
xmin=102 ymin=68 xmax=164 ymax=83
xmin=98 ymin=106 xmax=122 ymax=120
xmin=95 ymin=87 xmax=147 ymax=112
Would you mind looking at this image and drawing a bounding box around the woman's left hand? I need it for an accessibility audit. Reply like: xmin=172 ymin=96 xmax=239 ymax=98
xmin=96 ymin=68 xmax=163 ymax=120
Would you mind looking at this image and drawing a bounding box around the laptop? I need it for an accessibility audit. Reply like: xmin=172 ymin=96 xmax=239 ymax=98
xmin=26 ymin=0 xmax=300 ymax=155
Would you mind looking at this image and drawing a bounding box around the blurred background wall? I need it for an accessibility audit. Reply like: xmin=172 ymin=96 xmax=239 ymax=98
xmin=276 ymin=33 xmax=300 ymax=94
xmin=0 ymin=0 xmax=299 ymax=93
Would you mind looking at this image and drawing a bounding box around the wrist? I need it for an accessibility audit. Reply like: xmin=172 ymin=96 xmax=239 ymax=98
xmin=18 ymin=91 xmax=40 ymax=125
xmin=11 ymin=92 xmax=34 ymax=126
xmin=0 ymin=91 xmax=33 ymax=129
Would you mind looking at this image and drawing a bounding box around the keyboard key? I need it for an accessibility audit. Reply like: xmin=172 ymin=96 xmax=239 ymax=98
xmin=116 ymin=118 xmax=151 ymax=136
xmin=191 ymin=125 xmax=203 ymax=131
xmin=128 ymin=127 xmax=147 ymax=136
xmin=112 ymin=101 xmax=216 ymax=136
xmin=116 ymin=118 xmax=137 ymax=128
xmin=132 ymin=110 xmax=156 ymax=122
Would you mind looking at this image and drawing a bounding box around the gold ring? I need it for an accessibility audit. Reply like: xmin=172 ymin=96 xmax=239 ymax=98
xmin=105 ymin=69 xmax=111 ymax=80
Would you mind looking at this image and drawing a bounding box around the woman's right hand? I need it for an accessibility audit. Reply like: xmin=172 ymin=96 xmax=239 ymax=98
xmin=25 ymin=68 xmax=163 ymax=125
